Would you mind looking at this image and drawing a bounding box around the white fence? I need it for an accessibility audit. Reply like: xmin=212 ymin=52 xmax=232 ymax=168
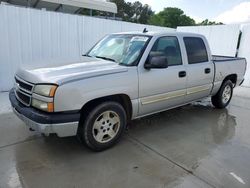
xmin=1 ymin=4 xmax=250 ymax=91
xmin=0 ymin=4 xmax=174 ymax=91
xmin=177 ymin=24 xmax=250 ymax=87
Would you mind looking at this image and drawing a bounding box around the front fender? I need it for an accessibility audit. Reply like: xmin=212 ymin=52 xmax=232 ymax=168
xmin=53 ymin=68 xmax=138 ymax=112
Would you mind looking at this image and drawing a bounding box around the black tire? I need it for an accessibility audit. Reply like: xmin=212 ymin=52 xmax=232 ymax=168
xmin=211 ymin=80 xmax=233 ymax=109
xmin=78 ymin=101 xmax=127 ymax=151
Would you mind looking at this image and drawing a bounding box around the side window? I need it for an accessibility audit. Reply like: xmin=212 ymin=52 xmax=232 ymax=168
xmin=183 ymin=37 xmax=208 ymax=64
xmin=150 ymin=37 xmax=182 ymax=66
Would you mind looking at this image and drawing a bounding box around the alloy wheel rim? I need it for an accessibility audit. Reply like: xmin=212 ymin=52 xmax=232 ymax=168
xmin=92 ymin=110 xmax=120 ymax=143
xmin=222 ymin=85 xmax=232 ymax=104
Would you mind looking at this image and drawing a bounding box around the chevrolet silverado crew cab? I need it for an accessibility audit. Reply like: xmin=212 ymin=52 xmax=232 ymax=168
xmin=9 ymin=31 xmax=247 ymax=151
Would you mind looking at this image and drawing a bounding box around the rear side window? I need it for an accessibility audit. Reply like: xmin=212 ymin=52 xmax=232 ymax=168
xmin=183 ymin=37 xmax=208 ymax=64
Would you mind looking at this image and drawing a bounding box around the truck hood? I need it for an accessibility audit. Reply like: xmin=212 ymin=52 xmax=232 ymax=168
xmin=16 ymin=56 xmax=128 ymax=85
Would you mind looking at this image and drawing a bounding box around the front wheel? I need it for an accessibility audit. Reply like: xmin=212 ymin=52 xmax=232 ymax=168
xmin=211 ymin=80 xmax=233 ymax=109
xmin=78 ymin=101 xmax=127 ymax=151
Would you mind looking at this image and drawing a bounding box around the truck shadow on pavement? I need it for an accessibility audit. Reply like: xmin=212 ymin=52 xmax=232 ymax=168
xmin=26 ymin=102 xmax=236 ymax=153
xmin=18 ymin=102 xmax=236 ymax=156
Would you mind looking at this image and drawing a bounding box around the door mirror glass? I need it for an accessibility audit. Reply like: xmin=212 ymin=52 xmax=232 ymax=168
xmin=144 ymin=54 xmax=168 ymax=69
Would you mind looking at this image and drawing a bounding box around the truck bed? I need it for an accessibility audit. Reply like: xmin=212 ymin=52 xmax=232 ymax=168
xmin=212 ymin=55 xmax=246 ymax=62
xmin=211 ymin=55 xmax=247 ymax=95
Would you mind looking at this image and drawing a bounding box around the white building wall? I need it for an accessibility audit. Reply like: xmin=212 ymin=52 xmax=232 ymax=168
xmin=0 ymin=4 xmax=175 ymax=91
xmin=177 ymin=25 xmax=240 ymax=56
xmin=238 ymin=24 xmax=250 ymax=87
xmin=177 ymin=24 xmax=250 ymax=87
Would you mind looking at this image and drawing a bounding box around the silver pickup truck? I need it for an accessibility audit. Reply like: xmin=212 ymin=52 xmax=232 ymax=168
xmin=9 ymin=31 xmax=247 ymax=151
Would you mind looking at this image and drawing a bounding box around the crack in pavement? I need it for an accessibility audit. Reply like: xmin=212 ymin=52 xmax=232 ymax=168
xmin=0 ymin=136 xmax=42 ymax=150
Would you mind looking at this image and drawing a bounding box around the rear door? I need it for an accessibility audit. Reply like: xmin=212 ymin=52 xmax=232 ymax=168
xmin=138 ymin=36 xmax=187 ymax=116
xmin=183 ymin=37 xmax=214 ymax=102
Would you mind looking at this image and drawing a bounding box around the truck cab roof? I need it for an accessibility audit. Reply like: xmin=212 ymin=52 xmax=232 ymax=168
xmin=113 ymin=31 xmax=206 ymax=38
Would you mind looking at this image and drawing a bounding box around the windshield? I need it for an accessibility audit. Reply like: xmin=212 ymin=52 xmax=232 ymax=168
xmin=87 ymin=34 xmax=150 ymax=66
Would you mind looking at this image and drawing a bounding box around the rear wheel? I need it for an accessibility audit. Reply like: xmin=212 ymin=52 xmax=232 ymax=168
xmin=78 ymin=101 xmax=127 ymax=151
xmin=211 ymin=80 xmax=233 ymax=109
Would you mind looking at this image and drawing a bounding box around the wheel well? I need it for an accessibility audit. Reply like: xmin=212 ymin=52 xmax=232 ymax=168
xmin=223 ymin=74 xmax=237 ymax=85
xmin=80 ymin=94 xmax=132 ymax=122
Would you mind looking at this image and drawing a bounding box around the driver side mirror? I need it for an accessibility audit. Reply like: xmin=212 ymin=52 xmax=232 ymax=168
xmin=144 ymin=55 xmax=168 ymax=69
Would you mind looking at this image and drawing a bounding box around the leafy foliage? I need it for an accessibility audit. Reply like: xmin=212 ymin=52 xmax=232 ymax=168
xmin=110 ymin=0 xmax=154 ymax=24
xmin=110 ymin=0 xmax=133 ymax=21
xmin=149 ymin=8 xmax=195 ymax=28
xmin=197 ymin=19 xmax=223 ymax=25
xmin=79 ymin=0 xmax=223 ymax=27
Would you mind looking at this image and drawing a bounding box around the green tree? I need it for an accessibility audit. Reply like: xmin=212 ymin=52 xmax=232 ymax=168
xmin=110 ymin=0 xmax=153 ymax=24
xmin=130 ymin=1 xmax=154 ymax=24
xmin=109 ymin=0 xmax=133 ymax=21
xmin=149 ymin=7 xmax=195 ymax=28
xmin=197 ymin=19 xmax=223 ymax=25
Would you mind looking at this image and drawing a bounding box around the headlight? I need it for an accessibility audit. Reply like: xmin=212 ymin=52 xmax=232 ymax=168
xmin=33 ymin=84 xmax=57 ymax=97
xmin=32 ymin=84 xmax=57 ymax=112
xmin=32 ymin=98 xmax=54 ymax=112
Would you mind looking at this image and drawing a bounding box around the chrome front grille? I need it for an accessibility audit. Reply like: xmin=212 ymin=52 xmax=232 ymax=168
xmin=15 ymin=77 xmax=33 ymax=92
xmin=16 ymin=90 xmax=31 ymax=105
xmin=14 ymin=76 xmax=34 ymax=106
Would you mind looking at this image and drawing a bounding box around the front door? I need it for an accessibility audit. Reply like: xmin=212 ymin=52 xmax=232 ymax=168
xmin=138 ymin=36 xmax=187 ymax=116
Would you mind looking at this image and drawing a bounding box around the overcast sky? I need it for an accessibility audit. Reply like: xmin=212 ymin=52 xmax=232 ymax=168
xmin=126 ymin=0 xmax=250 ymax=24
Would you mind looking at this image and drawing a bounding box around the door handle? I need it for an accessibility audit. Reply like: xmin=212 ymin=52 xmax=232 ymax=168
xmin=205 ymin=68 xmax=211 ymax=74
xmin=179 ymin=71 xmax=186 ymax=78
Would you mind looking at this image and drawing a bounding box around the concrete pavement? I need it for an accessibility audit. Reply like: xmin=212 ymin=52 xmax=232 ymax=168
xmin=0 ymin=92 xmax=11 ymax=115
xmin=0 ymin=87 xmax=250 ymax=188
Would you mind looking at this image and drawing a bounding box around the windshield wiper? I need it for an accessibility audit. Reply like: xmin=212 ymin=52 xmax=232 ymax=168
xmin=95 ymin=56 xmax=116 ymax=62
xmin=118 ymin=62 xmax=129 ymax=66
xmin=82 ymin=54 xmax=91 ymax=57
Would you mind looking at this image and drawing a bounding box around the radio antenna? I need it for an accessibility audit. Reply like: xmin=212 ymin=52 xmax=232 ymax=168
xmin=143 ymin=28 xmax=148 ymax=33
